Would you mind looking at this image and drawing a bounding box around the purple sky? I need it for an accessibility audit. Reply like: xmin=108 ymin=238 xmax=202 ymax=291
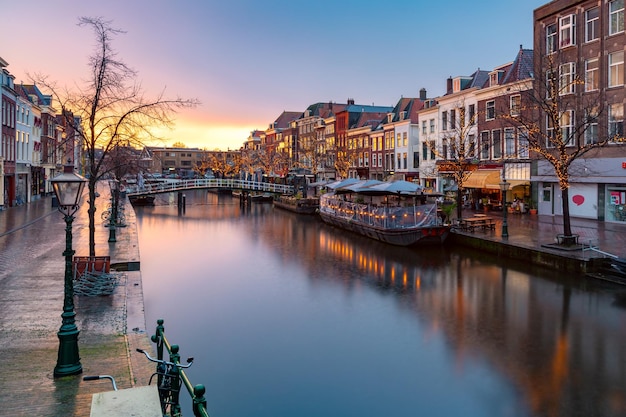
xmin=1 ymin=0 xmax=547 ymax=150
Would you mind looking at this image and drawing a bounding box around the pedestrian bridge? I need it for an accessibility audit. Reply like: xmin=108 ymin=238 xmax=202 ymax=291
xmin=125 ymin=178 xmax=294 ymax=197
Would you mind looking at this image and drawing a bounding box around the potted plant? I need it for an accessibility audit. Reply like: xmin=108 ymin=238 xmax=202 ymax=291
xmin=529 ymin=200 xmax=538 ymax=215
xmin=441 ymin=202 xmax=457 ymax=225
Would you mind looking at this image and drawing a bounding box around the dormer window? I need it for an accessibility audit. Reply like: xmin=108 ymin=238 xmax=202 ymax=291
xmin=387 ymin=113 xmax=394 ymax=123
xmin=489 ymin=71 xmax=504 ymax=87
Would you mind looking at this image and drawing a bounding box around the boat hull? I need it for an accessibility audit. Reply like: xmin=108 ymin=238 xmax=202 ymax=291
xmin=319 ymin=211 xmax=449 ymax=246
xmin=129 ymin=195 xmax=155 ymax=206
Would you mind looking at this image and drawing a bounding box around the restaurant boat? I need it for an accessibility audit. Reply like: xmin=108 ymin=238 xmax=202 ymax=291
xmin=318 ymin=179 xmax=449 ymax=246
xmin=273 ymin=195 xmax=319 ymax=214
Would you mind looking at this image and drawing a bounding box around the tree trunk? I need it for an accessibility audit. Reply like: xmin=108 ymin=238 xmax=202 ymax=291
xmin=456 ymin=187 xmax=463 ymax=221
xmin=561 ymin=186 xmax=573 ymax=237
xmin=88 ymin=178 xmax=97 ymax=257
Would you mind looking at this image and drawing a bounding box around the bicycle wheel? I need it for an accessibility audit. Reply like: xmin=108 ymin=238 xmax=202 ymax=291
xmin=101 ymin=210 xmax=111 ymax=221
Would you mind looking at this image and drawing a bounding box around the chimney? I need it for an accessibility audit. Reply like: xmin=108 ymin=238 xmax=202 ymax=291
xmin=419 ymin=88 xmax=427 ymax=101
xmin=446 ymin=77 xmax=453 ymax=95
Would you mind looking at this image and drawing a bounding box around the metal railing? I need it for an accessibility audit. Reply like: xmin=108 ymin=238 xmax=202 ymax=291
xmin=127 ymin=178 xmax=294 ymax=197
xmin=150 ymin=319 xmax=210 ymax=417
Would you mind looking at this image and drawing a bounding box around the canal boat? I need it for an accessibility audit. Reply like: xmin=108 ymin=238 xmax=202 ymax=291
xmin=318 ymin=179 xmax=449 ymax=246
xmin=128 ymin=194 xmax=155 ymax=206
xmin=273 ymin=195 xmax=319 ymax=214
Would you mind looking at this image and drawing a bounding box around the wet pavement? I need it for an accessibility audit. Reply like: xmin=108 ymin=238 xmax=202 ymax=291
xmin=0 ymin=185 xmax=153 ymax=417
xmin=0 ymin=191 xmax=625 ymax=416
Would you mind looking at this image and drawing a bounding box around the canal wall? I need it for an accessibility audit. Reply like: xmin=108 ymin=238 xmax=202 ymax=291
xmin=448 ymin=232 xmax=589 ymax=274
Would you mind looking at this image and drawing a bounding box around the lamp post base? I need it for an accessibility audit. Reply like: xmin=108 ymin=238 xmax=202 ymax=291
xmin=54 ymin=327 xmax=82 ymax=377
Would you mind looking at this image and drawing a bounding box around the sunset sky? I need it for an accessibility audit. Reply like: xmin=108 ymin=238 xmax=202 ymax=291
xmin=2 ymin=0 xmax=547 ymax=150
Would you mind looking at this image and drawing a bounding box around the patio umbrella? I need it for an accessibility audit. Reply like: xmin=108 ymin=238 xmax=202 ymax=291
xmin=335 ymin=179 xmax=383 ymax=194
xmin=326 ymin=178 xmax=360 ymax=190
xmin=361 ymin=180 xmax=423 ymax=195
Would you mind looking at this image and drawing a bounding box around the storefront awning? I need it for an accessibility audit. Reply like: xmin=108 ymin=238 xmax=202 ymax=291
xmin=463 ymin=170 xmax=502 ymax=189
xmin=506 ymin=179 xmax=530 ymax=188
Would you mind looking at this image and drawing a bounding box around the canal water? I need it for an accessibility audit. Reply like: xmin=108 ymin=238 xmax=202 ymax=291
xmin=135 ymin=190 xmax=626 ymax=417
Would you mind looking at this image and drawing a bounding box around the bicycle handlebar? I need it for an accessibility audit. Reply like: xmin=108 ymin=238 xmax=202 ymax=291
xmin=83 ymin=375 xmax=118 ymax=391
xmin=136 ymin=348 xmax=194 ymax=368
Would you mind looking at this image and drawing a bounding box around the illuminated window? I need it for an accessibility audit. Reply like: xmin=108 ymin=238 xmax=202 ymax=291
xmin=609 ymin=103 xmax=624 ymax=141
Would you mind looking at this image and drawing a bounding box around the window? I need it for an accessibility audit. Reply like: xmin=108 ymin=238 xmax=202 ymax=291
xmin=559 ymin=62 xmax=576 ymax=95
xmin=450 ymin=109 xmax=456 ymax=130
xmin=585 ymin=7 xmax=599 ymax=42
xmin=518 ymin=129 xmax=529 ymax=158
xmin=422 ymin=121 xmax=427 ymax=135
xmin=480 ymin=131 xmax=490 ymax=159
xmin=486 ymin=101 xmax=495 ymax=120
xmin=442 ymin=139 xmax=448 ymax=160
xmin=364 ymin=152 xmax=369 ymax=167
xmin=430 ymin=141 xmax=435 ymax=159
xmin=468 ymin=104 xmax=476 ymax=125
xmin=397 ymin=133 xmax=401 ymax=147
xmin=378 ymin=153 xmax=383 ymax=167
xmin=585 ymin=108 xmax=599 ymax=144
xmin=422 ymin=142 xmax=428 ymax=160
xmin=547 ymin=69 xmax=557 ymax=99
xmin=546 ymin=24 xmax=557 ymax=54
xmin=510 ymin=95 xmax=521 ymax=116
xmin=397 ymin=154 xmax=401 ymax=169
xmin=442 ymin=112 xmax=448 ymax=131
xmin=585 ymin=58 xmax=599 ymax=91
xmin=559 ymin=15 xmax=575 ymax=48
xmin=561 ymin=110 xmax=575 ymax=147
xmin=492 ymin=130 xmax=502 ymax=159
xmin=413 ymin=151 xmax=419 ymax=168
xmin=610 ymin=0 xmax=625 ymax=35
xmin=468 ymin=134 xmax=476 ymax=158
xmin=403 ymin=132 xmax=407 ymax=146
xmin=429 ymin=119 xmax=435 ymax=133
xmin=546 ymin=115 xmax=555 ymax=148
xmin=403 ymin=153 xmax=407 ymax=169
xmin=504 ymin=128 xmax=515 ymax=156
xmin=609 ymin=51 xmax=624 ymax=87
xmin=609 ymin=103 xmax=624 ymax=140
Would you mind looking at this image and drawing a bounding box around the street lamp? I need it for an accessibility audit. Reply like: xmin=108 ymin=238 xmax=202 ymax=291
xmin=107 ymin=179 xmax=119 ymax=243
xmin=51 ymin=162 xmax=86 ymax=377
xmin=499 ymin=178 xmax=510 ymax=238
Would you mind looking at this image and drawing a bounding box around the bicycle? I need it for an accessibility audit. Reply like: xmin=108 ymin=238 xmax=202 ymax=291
xmin=137 ymin=347 xmax=194 ymax=416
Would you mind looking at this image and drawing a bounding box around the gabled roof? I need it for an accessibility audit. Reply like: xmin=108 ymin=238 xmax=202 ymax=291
xmin=469 ymin=70 xmax=490 ymax=89
xmin=304 ymin=102 xmax=347 ymax=119
xmin=19 ymin=84 xmax=52 ymax=106
xmin=272 ymin=111 xmax=301 ymax=129
xmin=501 ymin=47 xmax=534 ymax=84
xmin=352 ymin=112 xmax=389 ymax=130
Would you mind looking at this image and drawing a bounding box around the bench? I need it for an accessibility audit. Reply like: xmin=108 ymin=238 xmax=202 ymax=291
xmin=556 ymin=234 xmax=579 ymax=245
xmin=73 ymin=256 xmax=111 ymax=280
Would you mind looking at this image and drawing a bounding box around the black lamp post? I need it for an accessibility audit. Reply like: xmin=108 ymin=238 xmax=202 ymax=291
xmin=108 ymin=179 xmax=119 ymax=243
xmin=499 ymin=178 xmax=510 ymax=238
xmin=51 ymin=162 xmax=86 ymax=377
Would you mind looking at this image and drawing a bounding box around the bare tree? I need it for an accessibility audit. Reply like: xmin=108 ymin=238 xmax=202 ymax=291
xmin=511 ymin=54 xmax=615 ymax=242
xmin=428 ymin=103 xmax=480 ymax=221
xmin=35 ymin=17 xmax=198 ymax=256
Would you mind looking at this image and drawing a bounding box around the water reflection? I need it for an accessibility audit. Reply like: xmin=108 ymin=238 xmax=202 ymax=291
xmin=136 ymin=191 xmax=626 ymax=417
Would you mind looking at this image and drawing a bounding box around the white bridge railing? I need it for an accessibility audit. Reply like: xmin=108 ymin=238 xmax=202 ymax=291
xmin=125 ymin=178 xmax=294 ymax=196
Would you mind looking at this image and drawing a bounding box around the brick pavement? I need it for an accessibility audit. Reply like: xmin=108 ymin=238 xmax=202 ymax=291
xmin=0 ymin=185 xmax=154 ymax=417
xmin=1 ymin=190 xmax=626 ymax=416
